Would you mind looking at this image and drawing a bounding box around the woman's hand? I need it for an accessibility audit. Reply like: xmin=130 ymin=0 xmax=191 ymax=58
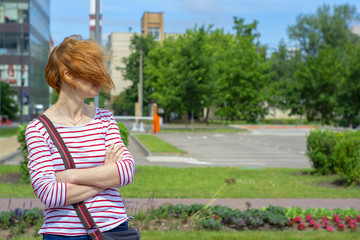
xmin=104 ymin=143 xmax=125 ymax=165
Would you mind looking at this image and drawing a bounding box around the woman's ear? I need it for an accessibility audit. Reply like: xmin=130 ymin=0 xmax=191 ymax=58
xmin=64 ymin=70 xmax=70 ymax=79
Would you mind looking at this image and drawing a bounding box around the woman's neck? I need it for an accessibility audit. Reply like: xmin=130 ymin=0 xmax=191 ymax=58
xmin=55 ymin=90 xmax=86 ymax=120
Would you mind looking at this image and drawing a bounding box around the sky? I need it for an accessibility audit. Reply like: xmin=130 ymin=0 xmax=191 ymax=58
xmin=50 ymin=0 xmax=360 ymax=49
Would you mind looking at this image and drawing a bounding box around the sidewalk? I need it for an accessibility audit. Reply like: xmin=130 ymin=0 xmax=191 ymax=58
xmin=0 ymin=136 xmax=22 ymax=165
xmin=0 ymin=198 xmax=359 ymax=213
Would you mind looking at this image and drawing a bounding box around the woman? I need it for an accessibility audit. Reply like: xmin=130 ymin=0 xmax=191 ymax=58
xmin=25 ymin=35 xmax=135 ymax=239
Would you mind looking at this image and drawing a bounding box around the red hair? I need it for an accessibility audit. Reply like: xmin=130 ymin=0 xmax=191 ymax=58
xmin=45 ymin=35 xmax=114 ymax=94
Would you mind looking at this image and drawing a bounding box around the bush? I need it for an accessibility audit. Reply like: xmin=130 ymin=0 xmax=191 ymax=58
xmin=334 ymin=131 xmax=360 ymax=186
xmin=118 ymin=121 xmax=130 ymax=147
xmin=17 ymin=123 xmax=30 ymax=184
xmin=306 ymin=129 xmax=338 ymax=175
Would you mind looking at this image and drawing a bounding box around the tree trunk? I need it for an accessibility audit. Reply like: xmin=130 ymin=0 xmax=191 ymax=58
xmin=191 ymin=110 xmax=194 ymax=132
xmin=205 ymin=107 xmax=210 ymax=126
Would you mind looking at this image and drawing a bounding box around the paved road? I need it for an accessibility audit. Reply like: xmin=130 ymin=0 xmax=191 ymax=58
xmin=144 ymin=129 xmax=312 ymax=168
xmin=1 ymin=127 xmax=313 ymax=169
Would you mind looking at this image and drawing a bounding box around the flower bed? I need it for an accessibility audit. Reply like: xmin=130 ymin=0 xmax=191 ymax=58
xmin=1 ymin=204 xmax=359 ymax=238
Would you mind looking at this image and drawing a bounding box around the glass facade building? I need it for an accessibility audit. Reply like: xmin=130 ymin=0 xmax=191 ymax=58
xmin=0 ymin=0 xmax=50 ymax=121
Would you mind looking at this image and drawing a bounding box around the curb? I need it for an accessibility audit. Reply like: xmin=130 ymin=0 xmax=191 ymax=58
xmin=239 ymin=125 xmax=318 ymax=130
xmin=130 ymin=134 xmax=190 ymax=157
xmin=0 ymin=150 xmax=22 ymax=165
xmin=130 ymin=135 xmax=152 ymax=157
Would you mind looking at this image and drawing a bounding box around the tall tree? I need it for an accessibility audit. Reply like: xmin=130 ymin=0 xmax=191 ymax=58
xmin=295 ymin=46 xmax=344 ymax=124
xmin=337 ymin=42 xmax=360 ymax=128
xmin=288 ymin=4 xmax=360 ymax=56
xmin=146 ymin=26 xmax=217 ymax=127
xmin=215 ymin=18 xmax=271 ymax=122
xmin=269 ymin=41 xmax=303 ymax=117
xmin=0 ymin=81 xmax=19 ymax=120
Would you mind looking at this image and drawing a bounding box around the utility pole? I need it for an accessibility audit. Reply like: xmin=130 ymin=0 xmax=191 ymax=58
xmin=20 ymin=14 xmax=25 ymax=124
xmin=94 ymin=0 xmax=100 ymax=107
xmin=138 ymin=48 xmax=143 ymax=120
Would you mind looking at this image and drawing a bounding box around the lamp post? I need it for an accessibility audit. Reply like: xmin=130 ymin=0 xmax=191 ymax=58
xmin=19 ymin=13 xmax=26 ymax=124
xmin=138 ymin=47 xmax=143 ymax=121
xmin=94 ymin=0 xmax=100 ymax=107
xmin=255 ymin=29 xmax=260 ymax=125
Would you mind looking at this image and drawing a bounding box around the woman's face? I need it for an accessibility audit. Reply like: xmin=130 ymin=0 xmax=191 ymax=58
xmin=62 ymin=74 xmax=100 ymax=99
xmin=73 ymin=77 xmax=100 ymax=99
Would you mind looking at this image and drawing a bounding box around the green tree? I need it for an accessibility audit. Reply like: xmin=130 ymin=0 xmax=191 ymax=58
xmin=295 ymin=46 xmax=344 ymax=124
xmin=215 ymin=18 xmax=271 ymax=122
xmin=336 ymin=42 xmax=360 ymax=128
xmin=269 ymin=41 xmax=303 ymax=117
xmin=145 ymin=36 xmax=184 ymax=121
xmin=0 ymin=81 xmax=19 ymax=120
xmin=288 ymin=4 xmax=360 ymax=56
xmin=118 ymin=34 xmax=158 ymax=115
xmin=146 ymin=26 xmax=217 ymax=127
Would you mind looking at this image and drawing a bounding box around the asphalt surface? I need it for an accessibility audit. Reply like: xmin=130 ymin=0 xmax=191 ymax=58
xmin=130 ymin=126 xmax=313 ymax=168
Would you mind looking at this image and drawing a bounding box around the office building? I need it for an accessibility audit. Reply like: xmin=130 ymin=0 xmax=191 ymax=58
xmin=0 ymin=0 xmax=50 ymax=121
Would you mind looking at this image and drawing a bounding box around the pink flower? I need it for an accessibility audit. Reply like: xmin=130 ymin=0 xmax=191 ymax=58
xmin=298 ymin=222 xmax=306 ymax=230
xmin=306 ymin=214 xmax=312 ymax=222
xmin=213 ymin=215 xmax=218 ymax=220
xmin=322 ymin=221 xmax=328 ymax=228
xmin=335 ymin=218 xmax=341 ymax=225
xmin=327 ymin=226 xmax=333 ymax=232
xmin=313 ymin=224 xmax=320 ymax=230
xmin=294 ymin=216 xmax=301 ymax=223
xmin=308 ymin=219 xmax=315 ymax=227
xmin=323 ymin=216 xmax=328 ymax=222
xmin=333 ymin=214 xmax=339 ymax=219
xmin=349 ymin=224 xmax=355 ymax=229
xmin=346 ymin=216 xmax=352 ymax=223
xmin=338 ymin=223 xmax=345 ymax=231
xmin=356 ymin=215 xmax=360 ymax=222
xmin=349 ymin=219 xmax=356 ymax=225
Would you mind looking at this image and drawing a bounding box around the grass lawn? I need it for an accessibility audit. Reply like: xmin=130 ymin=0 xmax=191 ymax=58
xmin=1 ymin=165 xmax=359 ymax=198
xmin=11 ymin=231 xmax=360 ymax=240
xmin=120 ymin=166 xmax=360 ymax=198
xmin=134 ymin=134 xmax=187 ymax=154
xmin=0 ymin=127 xmax=18 ymax=137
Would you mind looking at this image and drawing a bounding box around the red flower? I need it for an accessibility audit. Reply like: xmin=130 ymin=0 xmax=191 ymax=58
xmin=313 ymin=224 xmax=320 ymax=230
xmin=297 ymin=222 xmax=306 ymax=230
xmin=294 ymin=216 xmax=301 ymax=223
xmin=338 ymin=223 xmax=345 ymax=231
xmin=305 ymin=214 xmax=312 ymax=222
xmin=213 ymin=215 xmax=218 ymax=220
xmin=346 ymin=216 xmax=352 ymax=223
xmin=356 ymin=215 xmax=360 ymax=222
xmin=308 ymin=219 xmax=315 ymax=227
xmin=326 ymin=226 xmax=333 ymax=232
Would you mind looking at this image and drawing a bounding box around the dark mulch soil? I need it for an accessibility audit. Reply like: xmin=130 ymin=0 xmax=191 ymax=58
xmin=0 ymin=172 xmax=21 ymax=184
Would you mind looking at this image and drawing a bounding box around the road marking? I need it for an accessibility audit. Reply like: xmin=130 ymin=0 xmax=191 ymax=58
xmin=146 ymin=156 xmax=210 ymax=165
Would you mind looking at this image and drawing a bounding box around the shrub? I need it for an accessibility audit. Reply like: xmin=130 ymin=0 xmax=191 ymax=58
xmin=306 ymin=129 xmax=338 ymax=175
xmin=118 ymin=121 xmax=130 ymax=147
xmin=17 ymin=123 xmax=30 ymax=184
xmin=334 ymin=131 xmax=360 ymax=186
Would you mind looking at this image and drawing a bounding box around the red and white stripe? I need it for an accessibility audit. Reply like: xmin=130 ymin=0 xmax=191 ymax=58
xmin=25 ymin=108 xmax=135 ymax=235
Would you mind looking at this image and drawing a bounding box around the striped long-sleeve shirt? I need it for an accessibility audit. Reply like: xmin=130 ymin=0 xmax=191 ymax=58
xmin=25 ymin=108 xmax=135 ymax=236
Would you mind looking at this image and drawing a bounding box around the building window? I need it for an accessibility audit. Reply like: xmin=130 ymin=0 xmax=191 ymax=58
xmin=0 ymin=2 xmax=29 ymax=24
xmin=148 ymin=27 xmax=160 ymax=41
